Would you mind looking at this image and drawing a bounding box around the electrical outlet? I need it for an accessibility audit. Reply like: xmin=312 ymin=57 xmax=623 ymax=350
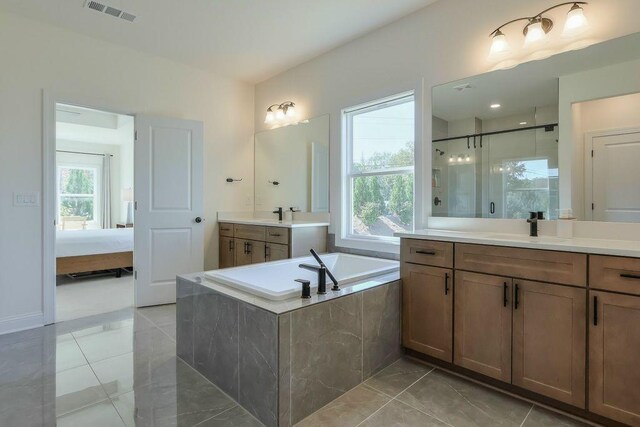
xmin=13 ymin=192 xmax=40 ymax=207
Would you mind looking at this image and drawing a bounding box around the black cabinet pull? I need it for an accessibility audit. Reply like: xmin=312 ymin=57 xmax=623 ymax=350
xmin=415 ymin=250 xmax=436 ymax=256
xmin=593 ymin=295 xmax=598 ymax=326
xmin=503 ymin=282 xmax=508 ymax=307
xmin=490 ymin=202 xmax=495 ymax=215
xmin=229 ymin=240 xmax=234 ymax=252
xmin=243 ymin=242 xmax=248 ymax=254
xmin=265 ymin=245 xmax=269 ymax=260
xmin=514 ymin=284 xmax=520 ymax=309
xmin=620 ymin=273 xmax=640 ymax=280
xmin=444 ymin=273 xmax=450 ymax=295
xmin=270 ymin=233 xmax=282 ymax=237
xmin=246 ymin=242 xmax=252 ymax=254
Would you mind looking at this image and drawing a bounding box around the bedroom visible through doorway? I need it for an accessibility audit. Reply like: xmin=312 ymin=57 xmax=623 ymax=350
xmin=54 ymin=103 xmax=135 ymax=322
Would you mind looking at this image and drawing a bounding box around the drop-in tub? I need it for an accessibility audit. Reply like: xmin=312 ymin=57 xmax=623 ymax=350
xmin=204 ymin=253 xmax=399 ymax=300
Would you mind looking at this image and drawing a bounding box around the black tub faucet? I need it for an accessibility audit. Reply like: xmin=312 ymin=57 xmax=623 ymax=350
xmin=273 ymin=207 xmax=283 ymax=221
xmin=299 ymin=249 xmax=339 ymax=293
xmin=527 ymin=211 xmax=544 ymax=237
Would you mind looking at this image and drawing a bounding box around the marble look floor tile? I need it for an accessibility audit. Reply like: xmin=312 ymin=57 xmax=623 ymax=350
xmin=56 ymin=364 xmax=108 ymax=415
xmin=91 ymin=352 xmax=134 ymax=397
xmin=55 ymin=337 xmax=88 ymax=373
xmin=0 ymin=337 xmax=56 ymax=386
xmin=112 ymin=359 xmax=236 ymax=427
xmin=57 ymin=399 xmax=125 ymax=427
xmin=397 ymin=369 xmax=532 ymax=426
xmin=523 ymin=406 xmax=591 ymax=426
xmin=364 ymin=358 xmax=433 ymax=397
xmin=360 ymin=399 xmax=447 ymax=427
xmin=158 ymin=322 xmax=177 ymax=341
xmin=74 ymin=324 xmax=134 ymax=363
xmin=138 ymin=303 xmax=176 ymax=326
xmin=198 ymin=405 xmax=264 ymax=426
xmin=295 ymin=384 xmax=390 ymax=427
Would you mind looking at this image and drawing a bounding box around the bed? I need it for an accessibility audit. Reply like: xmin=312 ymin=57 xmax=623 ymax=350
xmin=56 ymin=228 xmax=133 ymax=275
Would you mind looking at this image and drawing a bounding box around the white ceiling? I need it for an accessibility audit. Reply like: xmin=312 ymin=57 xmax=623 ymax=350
xmin=0 ymin=0 xmax=438 ymax=83
xmin=57 ymin=104 xmax=134 ymax=145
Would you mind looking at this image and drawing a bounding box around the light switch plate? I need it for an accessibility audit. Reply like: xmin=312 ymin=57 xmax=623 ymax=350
xmin=14 ymin=192 xmax=40 ymax=207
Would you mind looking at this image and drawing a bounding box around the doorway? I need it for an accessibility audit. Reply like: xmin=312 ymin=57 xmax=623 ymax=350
xmin=54 ymin=103 xmax=135 ymax=322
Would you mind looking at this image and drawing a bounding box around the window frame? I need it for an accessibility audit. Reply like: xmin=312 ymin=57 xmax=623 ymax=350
xmin=56 ymin=162 xmax=102 ymax=228
xmin=340 ymin=91 xmax=416 ymax=250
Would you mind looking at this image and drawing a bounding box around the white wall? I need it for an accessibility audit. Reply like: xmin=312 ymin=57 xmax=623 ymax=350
xmin=254 ymin=0 xmax=640 ymax=252
xmin=559 ymin=58 xmax=640 ymax=219
xmin=0 ymin=11 xmax=254 ymax=333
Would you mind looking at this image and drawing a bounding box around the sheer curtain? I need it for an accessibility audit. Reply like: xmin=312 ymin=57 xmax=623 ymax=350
xmin=101 ymin=155 xmax=112 ymax=229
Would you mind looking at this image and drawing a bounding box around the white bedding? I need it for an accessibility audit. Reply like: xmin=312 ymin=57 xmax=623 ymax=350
xmin=56 ymin=228 xmax=134 ymax=257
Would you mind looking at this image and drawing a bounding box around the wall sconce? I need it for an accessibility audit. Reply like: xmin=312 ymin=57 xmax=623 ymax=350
xmin=264 ymin=101 xmax=297 ymax=124
xmin=489 ymin=2 xmax=588 ymax=56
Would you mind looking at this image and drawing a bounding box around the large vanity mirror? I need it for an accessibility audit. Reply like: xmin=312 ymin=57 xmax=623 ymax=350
xmin=255 ymin=114 xmax=329 ymax=213
xmin=432 ymin=32 xmax=640 ymax=222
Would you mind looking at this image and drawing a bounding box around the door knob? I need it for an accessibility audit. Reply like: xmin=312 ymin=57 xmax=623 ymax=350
xmin=195 ymin=217 xmax=203 ymax=223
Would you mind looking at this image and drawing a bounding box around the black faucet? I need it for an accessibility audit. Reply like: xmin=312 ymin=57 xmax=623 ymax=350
xmin=298 ymin=249 xmax=339 ymax=293
xmin=527 ymin=211 xmax=544 ymax=237
xmin=273 ymin=207 xmax=283 ymax=221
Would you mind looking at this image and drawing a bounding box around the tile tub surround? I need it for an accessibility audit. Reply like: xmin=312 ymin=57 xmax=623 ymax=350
xmin=177 ymin=276 xmax=401 ymax=426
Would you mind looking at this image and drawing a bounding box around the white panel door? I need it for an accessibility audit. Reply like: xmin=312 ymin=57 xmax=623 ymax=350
xmin=134 ymin=115 xmax=204 ymax=307
xmin=592 ymin=131 xmax=640 ymax=222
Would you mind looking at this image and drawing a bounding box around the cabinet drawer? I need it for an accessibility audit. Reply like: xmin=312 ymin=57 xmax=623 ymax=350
xmin=234 ymin=224 xmax=266 ymax=241
xmin=400 ymin=239 xmax=453 ymax=268
xmin=266 ymin=227 xmax=289 ymax=245
xmin=590 ymin=255 xmax=640 ymax=296
xmin=219 ymin=222 xmax=234 ymax=237
xmin=456 ymin=243 xmax=586 ymax=286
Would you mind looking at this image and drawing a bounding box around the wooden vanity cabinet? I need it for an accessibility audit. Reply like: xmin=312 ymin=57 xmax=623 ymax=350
xmin=218 ymin=222 xmax=327 ymax=267
xmin=512 ymin=280 xmax=586 ymax=407
xmin=401 ymin=239 xmax=454 ymax=362
xmin=588 ymin=259 xmax=640 ymax=425
xmin=454 ymin=271 xmax=512 ymax=382
xmin=402 ymin=262 xmax=453 ymax=362
xmin=219 ymin=236 xmax=235 ymax=268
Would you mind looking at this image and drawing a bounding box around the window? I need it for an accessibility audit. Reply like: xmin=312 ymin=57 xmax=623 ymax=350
xmin=502 ymin=158 xmax=559 ymax=219
xmin=344 ymin=93 xmax=415 ymax=240
xmin=57 ymin=165 xmax=100 ymax=229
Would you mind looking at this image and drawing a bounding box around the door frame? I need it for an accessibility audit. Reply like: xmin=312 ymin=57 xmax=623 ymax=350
xmin=584 ymin=126 xmax=640 ymax=221
xmin=42 ymin=90 xmax=135 ymax=325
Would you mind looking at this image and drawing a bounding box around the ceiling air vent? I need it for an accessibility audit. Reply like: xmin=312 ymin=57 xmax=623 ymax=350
xmin=84 ymin=1 xmax=137 ymax=23
xmin=87 ymin=1 xmax=105 ymax=12
xmin=104 ymin=6 xmax=122 ymax=18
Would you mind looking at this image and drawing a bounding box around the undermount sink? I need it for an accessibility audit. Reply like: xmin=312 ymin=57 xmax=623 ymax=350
xmin=485 ymin=234 xmax=570 ymax=243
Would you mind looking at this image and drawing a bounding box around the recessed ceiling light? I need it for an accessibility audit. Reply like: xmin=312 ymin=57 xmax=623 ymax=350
xmin=519 ymin=121 xmax=527 ymax=125
xmin=490 ymin=103 xmax=501 ymax=109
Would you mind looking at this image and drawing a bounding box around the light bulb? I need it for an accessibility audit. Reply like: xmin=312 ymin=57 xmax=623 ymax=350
xmin=275 ymin=108 xmax=285 ymax=121
xmin=286 ymin=105 xmax=296 ymax=117
xmin=466 ymin=155 xmax=471 ymax=162
xmin=264 ymin=110 xmax=274 ymax=124
xmin=524 ymin=20 xmax=546 ymax=45
xmin=457 ymin=155 xmax=463 ymax=163
xmin=448 ymin=156 xmax=454 ymax=163
xmin=563 ymin=4 xmax=588 ymax=36
xmin=489 ymin=30 xmax=509 ymax=56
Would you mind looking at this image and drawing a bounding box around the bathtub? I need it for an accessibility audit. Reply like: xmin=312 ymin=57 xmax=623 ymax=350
xmin=204 ymin=253 xmax=399 ymax=300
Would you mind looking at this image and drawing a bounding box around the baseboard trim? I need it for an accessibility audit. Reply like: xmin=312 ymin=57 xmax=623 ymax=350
xmin=0 ymin=312 xmax=44 ymax=336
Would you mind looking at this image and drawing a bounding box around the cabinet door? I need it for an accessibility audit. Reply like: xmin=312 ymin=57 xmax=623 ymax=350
xmin=248 ymin=240 xmax=266 ymax=265
xmin=589 ymin=291 xmax=640 ymax=425
xmin=454 ymin=271 xmax=512 ymax=382
xmin=402 ymin=263 xmax=453 ymax=362
xmin=512 ymin=280 xmax=586 ymax=407
xmin=219 ymin=236 xmax=235 ymax=268
xmin=266 ymin=243 xmax=289 ymax=262
xmin=235 ymin=239 xmax=266 ymax=266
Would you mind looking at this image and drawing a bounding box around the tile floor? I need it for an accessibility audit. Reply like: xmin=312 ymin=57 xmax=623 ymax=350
xmin=0 ymin=304 xmax=597 ymax=427
xmin=56 ymin=274 xmax=134 ymax=322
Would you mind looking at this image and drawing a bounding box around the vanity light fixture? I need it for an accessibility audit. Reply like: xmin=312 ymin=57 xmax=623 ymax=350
xmin=489 ymin=2 xmax=588 ymax=55
xmin=264 ymin=101 xmax=297 ymax=124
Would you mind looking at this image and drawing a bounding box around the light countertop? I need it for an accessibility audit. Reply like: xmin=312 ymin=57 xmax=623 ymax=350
xmin=395 ymin=229 xmax=640 ymax=258
xmin=218 ymin=217 xmax=329 ymax=228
